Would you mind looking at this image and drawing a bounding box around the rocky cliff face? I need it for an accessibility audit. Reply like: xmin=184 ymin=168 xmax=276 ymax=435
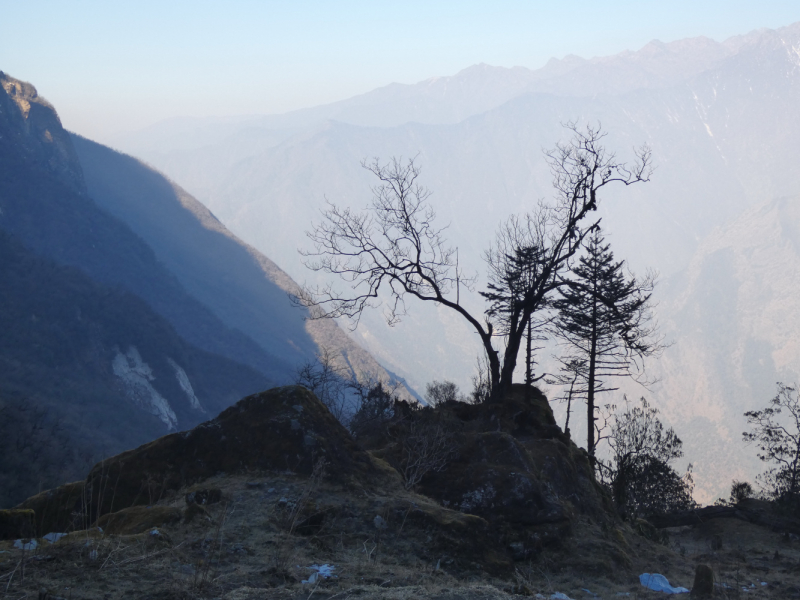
xmin=0 ymin=73 xmax=85 ymax=194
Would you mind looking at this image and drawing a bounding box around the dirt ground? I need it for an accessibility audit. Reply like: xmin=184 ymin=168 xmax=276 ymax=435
xmin=2 ymin=473 xmax=800 ymax=600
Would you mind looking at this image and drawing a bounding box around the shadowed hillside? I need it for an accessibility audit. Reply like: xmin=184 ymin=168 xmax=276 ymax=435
xmin=0 ymin=72 xmax=291 ymax=382
xmin=0 ymin=230 xmax=267 ymax=506
xmin=0 ymin=71 xmax=412 ymax=504
xmin=70 ymin=133 xmax=410 ymax=397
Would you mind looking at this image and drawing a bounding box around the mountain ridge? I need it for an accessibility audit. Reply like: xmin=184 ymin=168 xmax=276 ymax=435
xmin=113 ymin=21 xmax=800 ymax=160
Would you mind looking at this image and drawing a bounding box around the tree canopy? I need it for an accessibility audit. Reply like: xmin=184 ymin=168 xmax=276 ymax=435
xmin=552 ymin=228 xmax=660 ymax=456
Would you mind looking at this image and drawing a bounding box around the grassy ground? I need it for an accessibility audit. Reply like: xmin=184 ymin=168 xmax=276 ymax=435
xmin=2 ymin=473 xmax=799 ymax=599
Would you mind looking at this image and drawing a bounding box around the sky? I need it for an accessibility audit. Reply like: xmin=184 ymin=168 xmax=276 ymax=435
xmin=3 ymin=0 xmax=799 ymax=143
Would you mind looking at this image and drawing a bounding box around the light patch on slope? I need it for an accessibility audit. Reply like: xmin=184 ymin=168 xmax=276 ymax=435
xmin=786 ymin=41 xmax=800 ymax=66
xmin=112 ymin=346 xmax=178 ymax=430
xmin=167 ymin=357 xmax=204 ymax=412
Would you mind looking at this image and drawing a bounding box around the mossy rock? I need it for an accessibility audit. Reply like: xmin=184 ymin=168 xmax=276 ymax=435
xmin=419 ymin=431 xmax=570 ymax=528
xmin=634 ymin=518 xmax=667 ymax=544
xmin=96 ymin=505 xmax=183 ymax=535
xmin=401 ymin=500 xmax=513 ymax=575
xmin=0 ymin=508 xmax=35 ymax=540
xmin=84 ymin=386 xmax=380 ymax=519
xmin=15 ymin=480 xmax=85 ymax=535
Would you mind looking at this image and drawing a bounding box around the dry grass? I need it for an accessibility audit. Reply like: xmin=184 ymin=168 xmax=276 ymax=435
xmin=3 ymin=473 xmax=800 ymax=599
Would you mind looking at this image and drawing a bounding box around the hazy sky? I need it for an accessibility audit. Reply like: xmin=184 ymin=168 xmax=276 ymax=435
xmin=3 ymin=0 xmax=798 ymax=143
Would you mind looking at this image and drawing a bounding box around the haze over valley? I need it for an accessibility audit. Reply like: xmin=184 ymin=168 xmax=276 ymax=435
xmin=2 ymin=8 xmax=800 ymax=508
xmin=112 ymin=22 xmax=800 ymax=500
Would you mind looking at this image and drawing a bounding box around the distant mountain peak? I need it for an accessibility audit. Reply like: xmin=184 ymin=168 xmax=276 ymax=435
xmin=0 ymin=72 xmax=54 ymax=119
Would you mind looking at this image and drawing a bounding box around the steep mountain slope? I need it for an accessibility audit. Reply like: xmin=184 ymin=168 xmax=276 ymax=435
xmin=0 ymin=226 xmax=268 ymax=506
xmin=1 ymin=71 xmax=398 ymax=392
xmin=70 ymin=134 xmax=318 ymax=372
xmin=0 ymin=72 xmax=288 ymax=382
xmin=0 ymin=71 xmax=412 ymax=504
xmin=69 ymin=137 xmax=403 ymax=393
xmin=0 ymin=73 xmax=276 ymax=505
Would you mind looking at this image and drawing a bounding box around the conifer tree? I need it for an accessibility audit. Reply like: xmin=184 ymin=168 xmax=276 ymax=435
xmin=553 ymin=228 xmax=659 ymax=457
xmin=482 ymin=239 xmax=550 ymax=386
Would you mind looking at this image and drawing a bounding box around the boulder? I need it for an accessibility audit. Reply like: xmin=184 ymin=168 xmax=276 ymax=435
xmin=84 ymin=386 xmax=378 ymax=519
xmin=368 ymin=384 xmax=611 ymax=558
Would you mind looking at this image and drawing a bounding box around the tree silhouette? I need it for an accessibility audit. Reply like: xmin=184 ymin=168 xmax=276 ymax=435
xmin=298 ymin=124 xmax=651 ymax=402
xmin=552 ymin=228 xmax=660 ymax=457
xmin=600 ymin=397 xmax=693 ymax=518
xmin=482 ymin=217 xmax=551 ymax=387
xmin=744 ymin=382 xmax=800 ymax=508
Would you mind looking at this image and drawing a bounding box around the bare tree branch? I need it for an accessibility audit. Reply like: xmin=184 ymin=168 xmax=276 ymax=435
xmin=296 ymin=124 xmax=651 ymax=403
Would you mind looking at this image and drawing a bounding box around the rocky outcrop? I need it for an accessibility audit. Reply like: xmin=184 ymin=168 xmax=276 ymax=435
xmin=14 ymin=481 xmax=85 ymax=536
xmin=0 ymin=72 xmax=86 ymax=194
xmin=19 ymin=383 xmax=613 ymax=570
xmin=367 ymin=384 xmax=612 ymax=559
xmin=84 ymin=386 xmax=379 ymax=519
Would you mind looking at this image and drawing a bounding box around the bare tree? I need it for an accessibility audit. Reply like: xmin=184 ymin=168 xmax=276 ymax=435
xmin=425 ymin=380 xmax=464 ymax=406
xmin=744 ymin=382 xmax=800 ymax=507
xmin=397 ymin=418 xmax=457 ymax=490
xmin=294 ymin=347 xmax=352 ymax=424
xmin=299 ymin=124 xmax=651 ymax=402
xmin=600 ymin=397 xmax=693 ymax=518
xmin=469 ymin=352 xmax=492 ymax=404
